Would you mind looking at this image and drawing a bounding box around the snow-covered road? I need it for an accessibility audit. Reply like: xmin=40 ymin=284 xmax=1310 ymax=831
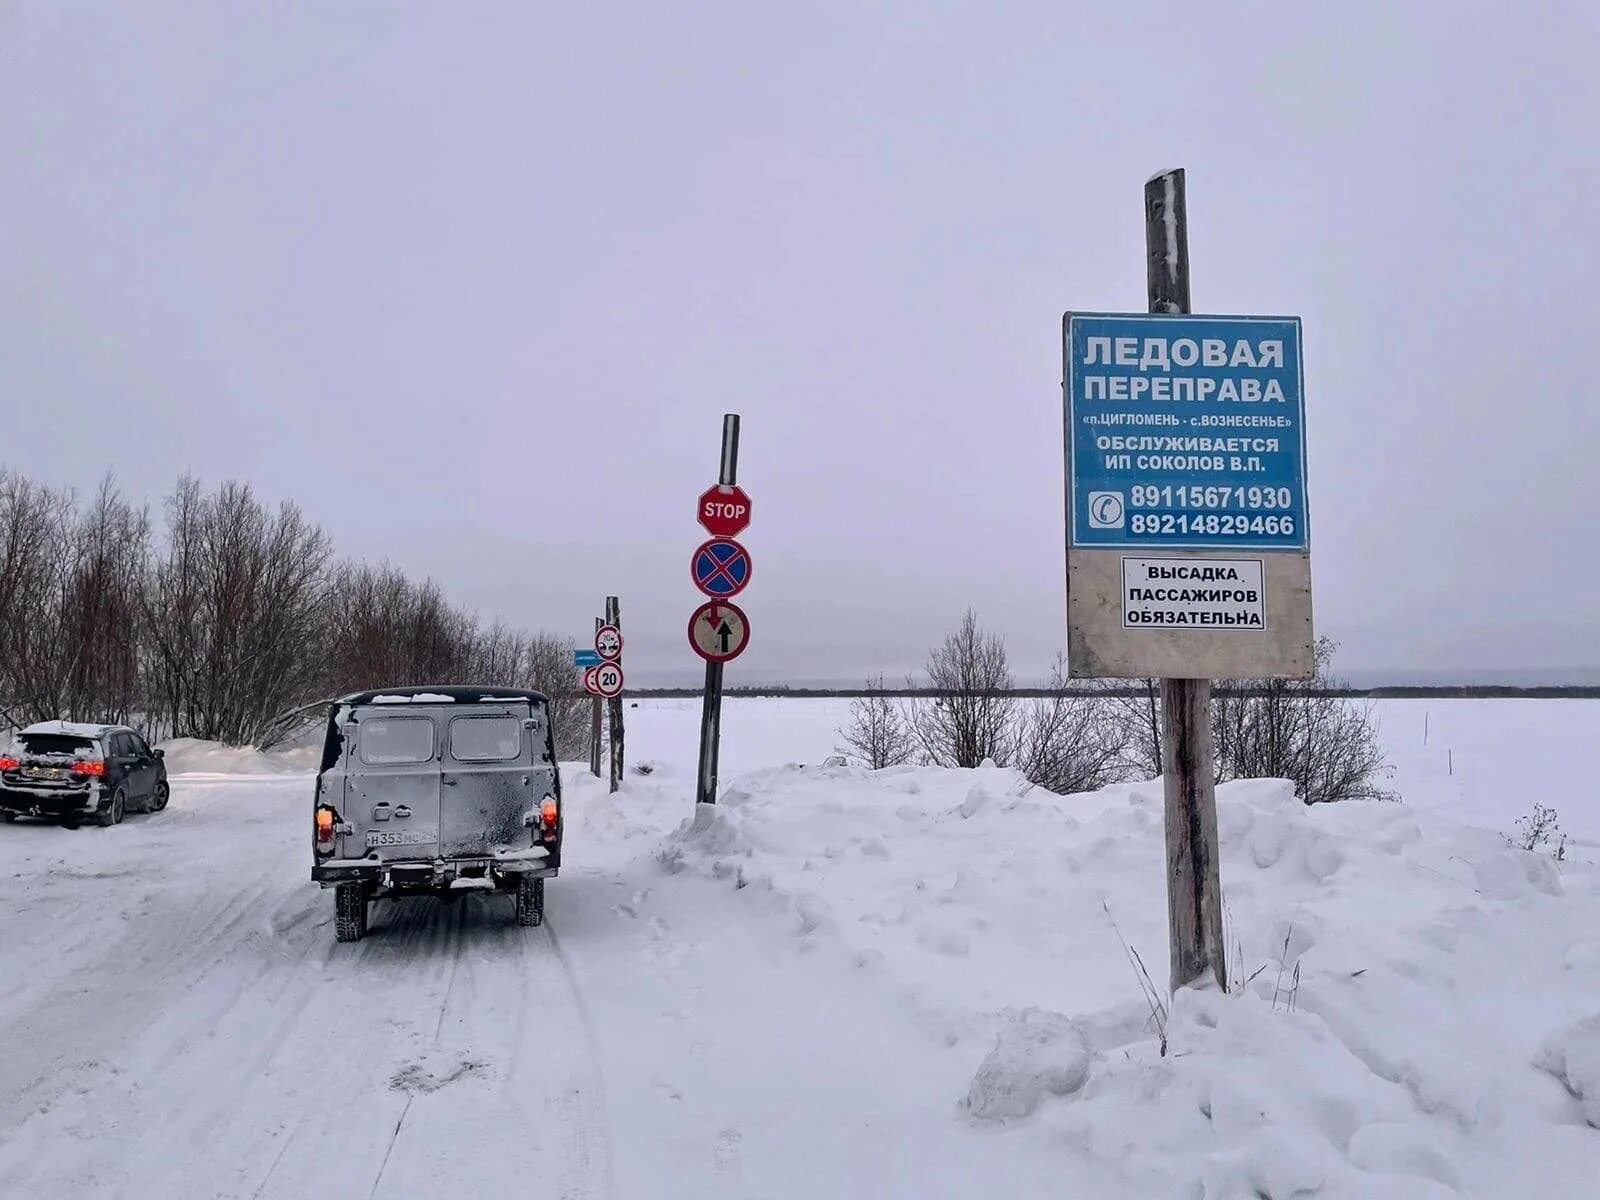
xmin=0 ymin=772 xmax=614 ymax=1199
xmin=0 ymin=761 xmax=1102 ymax=1199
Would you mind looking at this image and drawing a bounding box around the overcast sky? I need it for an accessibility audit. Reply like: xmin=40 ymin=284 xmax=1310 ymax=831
xmin=4 ymin=3 xmax=1597 ymax=685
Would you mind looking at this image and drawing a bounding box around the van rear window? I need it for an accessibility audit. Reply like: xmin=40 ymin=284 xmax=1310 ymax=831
xmin=450 ymin=716 xmax=523 ymax=762
xmin=358 ymin=717 xmax=435 ymax=765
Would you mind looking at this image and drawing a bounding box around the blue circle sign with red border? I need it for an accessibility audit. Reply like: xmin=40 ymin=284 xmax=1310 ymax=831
xmin=691 ymin=538 xmax=753 ymax=599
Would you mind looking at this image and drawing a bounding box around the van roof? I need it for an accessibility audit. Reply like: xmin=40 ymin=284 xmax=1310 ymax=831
xmin=336 ymin=685 xmax=550 ymax=706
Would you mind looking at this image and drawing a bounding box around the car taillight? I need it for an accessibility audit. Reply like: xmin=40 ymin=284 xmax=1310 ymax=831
xmin=540 ymin=797 xmax=559 ymax=842
xmin=71 ymin=760 xmax=106 ymax=777
xmin=315 ymin=806 xmax=337 ymax=855
xmin=0 ymin=756 xmax=18 ymax=771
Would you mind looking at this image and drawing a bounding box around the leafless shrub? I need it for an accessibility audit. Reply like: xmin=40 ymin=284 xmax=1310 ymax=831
xmin=1508 ymin=803 xmax=1566 ymax=861
xmin=1103 ymin=901 xmax=1167 ymax=1056
xmin=836 ymin=674 xmax=917 ymax=769
xmin=1212 ymin=638 xmax=1392 ymax=804
xmin=909 ymin=609 xmax=1016 ymax=768
xmin=1014 ymin=658 xmax=1128 ymax=795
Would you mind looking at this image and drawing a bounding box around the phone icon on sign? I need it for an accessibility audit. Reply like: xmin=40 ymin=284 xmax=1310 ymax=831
xmin=1087 ymin=491 xmax=1125 ymax=529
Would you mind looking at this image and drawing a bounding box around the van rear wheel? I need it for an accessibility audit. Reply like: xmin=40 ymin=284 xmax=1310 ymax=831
xmin=334 ymin=882 xmax=368 ymax=943
xmin=516 ymin=877 xmax=544 ymax=927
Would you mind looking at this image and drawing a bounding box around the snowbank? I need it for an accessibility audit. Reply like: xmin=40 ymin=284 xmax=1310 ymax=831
xmin=633 ymin=758 xmax=1600 ymax=1198
xmin=157 ymin=737 xmax=318 ymax=779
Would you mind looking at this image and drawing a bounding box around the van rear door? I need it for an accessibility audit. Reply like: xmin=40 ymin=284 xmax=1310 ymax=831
xmin=440 ymin=704 xmax=543 ymax=858
xmin=343 ymin=710 xmax=442 ymax=862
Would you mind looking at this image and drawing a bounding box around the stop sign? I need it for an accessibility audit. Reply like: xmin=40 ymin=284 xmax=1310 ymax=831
xmin=697 ymin=484 xmax=752 ymax=538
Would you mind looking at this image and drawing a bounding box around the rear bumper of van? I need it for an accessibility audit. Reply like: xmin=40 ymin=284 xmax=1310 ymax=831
xmin=313 ymin=850 xmax=558 ymax=891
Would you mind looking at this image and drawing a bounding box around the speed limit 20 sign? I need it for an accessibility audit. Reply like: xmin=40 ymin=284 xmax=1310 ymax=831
xmin=592 ymin=660 xmax=624 ymax=699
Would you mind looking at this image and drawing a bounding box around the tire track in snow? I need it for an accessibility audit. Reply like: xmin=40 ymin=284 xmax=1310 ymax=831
xmin=365 ymin=904 xmax=616 ymax=1200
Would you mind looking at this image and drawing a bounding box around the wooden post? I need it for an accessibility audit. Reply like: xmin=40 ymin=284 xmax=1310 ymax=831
xmin=589 ymin=616 xmax=603 ymax=778
xmin=605 ymin=595 xmax=623 ymax=793
xmin=1146 ymin=168 xmax=1227 ymax=994
xmin=695 ymin=414 xmax=739 ymax=806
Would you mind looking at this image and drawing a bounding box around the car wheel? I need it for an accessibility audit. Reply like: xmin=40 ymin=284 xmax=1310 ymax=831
xmin=516 ymin=876 xmax=544 ymax=927
xmin=97 ymin=788 xmax=126 ymax=828
xmin=0 ymin=811 xmax=14 ymax=823
xmin=334 ymin=882 xmax=368 ymax=943
xmin=148 ymin=781 xmax=170 ymax=814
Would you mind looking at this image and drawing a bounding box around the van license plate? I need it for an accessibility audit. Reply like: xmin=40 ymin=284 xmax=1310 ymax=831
xmin=366 ymin=828 xmax=434 ymax=848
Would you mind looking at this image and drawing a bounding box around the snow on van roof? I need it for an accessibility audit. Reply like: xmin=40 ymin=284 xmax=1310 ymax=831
xmin=336 ymin=685 xmax=550 ymax=706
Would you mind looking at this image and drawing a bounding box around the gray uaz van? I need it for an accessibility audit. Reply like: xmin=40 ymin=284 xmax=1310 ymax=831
xmin=310 ymin=687 xmax=562 ymax=942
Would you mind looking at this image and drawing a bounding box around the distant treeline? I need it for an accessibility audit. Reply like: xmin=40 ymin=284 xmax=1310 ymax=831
xmin=630 ymin=684 xmax=1600 ymax=700
xmin=0 ymin=471 xmax=585 ymax=750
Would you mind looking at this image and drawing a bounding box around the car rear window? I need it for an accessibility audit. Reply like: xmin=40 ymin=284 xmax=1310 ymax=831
xmin=357 ymin=717 xmax=435 ymax=765
xmin=18 ymin=733 xmax=99 ymax=757
xmin=450 ymin=716 xmax=523 ymax=762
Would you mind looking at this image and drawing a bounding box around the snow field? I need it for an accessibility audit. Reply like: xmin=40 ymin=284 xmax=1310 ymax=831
xmin=604 ymin=698 xmax=1600 ymax=1198
xmin=0 ymin=696 xmax=1596 ymax=1198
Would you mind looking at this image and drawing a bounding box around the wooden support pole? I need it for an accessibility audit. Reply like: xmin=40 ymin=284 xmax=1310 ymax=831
xmin=695 ymin=414 xmax=739 ymax=806
xmin=605 ymin=595 xmax=623 ymax=793
xmin=589 ymin=616 xmax=603 ymax=778
xmin=1146 ymin=168 xmax=1227 ymax=994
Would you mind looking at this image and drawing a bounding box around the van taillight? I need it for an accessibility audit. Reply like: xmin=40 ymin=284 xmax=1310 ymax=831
xmin=540 ymin=797 xmax=559 ymax=842
xmin=0 ymin=756 xmax=18 ymax=771
xmin=315 ymin=806 xmax=337 ymax=854
xmin=72 ymin=760 xmax=106 ymax=777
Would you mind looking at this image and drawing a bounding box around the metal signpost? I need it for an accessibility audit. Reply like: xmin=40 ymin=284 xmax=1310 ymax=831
xmin=1062 ymin=168 xmax=1314 ymax=994
xmin=692 ymin=415 xmax=752 ymax=807
xmin=581 ymin=631 xmax=602 ymax=777
xmin=603 ymin=596 xmax=624 ymax=792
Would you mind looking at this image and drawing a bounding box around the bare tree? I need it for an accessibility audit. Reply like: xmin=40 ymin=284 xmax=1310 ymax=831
xmin=1014 ymin=659 xmax=1129 ymax=795
xmin=1212 ymin=638 xmax=1392 ymax=804
xmin=0 ymin=475 xmax=149 ymax=727
xmin=513 ymin=630 xmax=587 ymax=761
xmin=0 ymin=466 xmax=618 ymax=749
xmin=836 ymin=674 xmax=916 ymax=768
xmin=910 ymin=609 xmax=1016 ymax=768
xmin=1107 ymin=677 xmax=1163 ymax=780
xmin=144 ymin=478 xmax=333 ymax=743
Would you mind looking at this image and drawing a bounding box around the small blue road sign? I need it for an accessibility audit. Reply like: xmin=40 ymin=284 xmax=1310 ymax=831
xmin=574 ymin=649 xmax=602 ymax=669
xmin=691 ymin=538 xmax=753 ymax=599
xmin=1064 ymin=313 xmax=1307 ymax=551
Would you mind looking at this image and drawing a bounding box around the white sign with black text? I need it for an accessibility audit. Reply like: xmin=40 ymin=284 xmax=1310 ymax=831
xmin=1121 ymin=557 xmax=1265 ymax=631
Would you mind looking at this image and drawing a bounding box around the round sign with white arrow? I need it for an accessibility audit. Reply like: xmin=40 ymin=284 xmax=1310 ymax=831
xmin=686 ymin=600 xmax=750 ymax=663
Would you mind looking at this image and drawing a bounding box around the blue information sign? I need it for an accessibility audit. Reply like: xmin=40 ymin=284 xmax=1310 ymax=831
xmin=1065 ymin=313 xmax=1307 ymax=551
xmin=574 ymin=649 xmax=602 ymax=669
